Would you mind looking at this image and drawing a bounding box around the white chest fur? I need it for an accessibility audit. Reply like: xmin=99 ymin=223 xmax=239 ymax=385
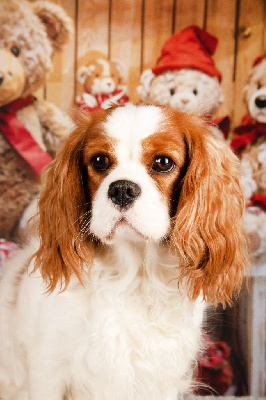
xmin=0 ymin=241 xmax=205 ymax=400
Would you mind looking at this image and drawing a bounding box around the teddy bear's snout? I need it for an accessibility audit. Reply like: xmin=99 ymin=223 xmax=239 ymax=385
xmin=255 ymin=96 xmax=266 ymax=109
xmin=180 ymin=97 xmax=190 ymax=104
xmin=100 ymin=77 xmax=116 ymax=94
xmin=0 ymin=48 xmax=26 ymax=107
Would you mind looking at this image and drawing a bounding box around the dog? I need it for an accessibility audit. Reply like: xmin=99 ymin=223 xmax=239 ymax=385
xmin=0 ymin=104 xmax=248 ymax=399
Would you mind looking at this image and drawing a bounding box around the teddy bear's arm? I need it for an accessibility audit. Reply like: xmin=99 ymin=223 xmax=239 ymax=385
xmin=34 ymin=99 xmax=72 ymax=157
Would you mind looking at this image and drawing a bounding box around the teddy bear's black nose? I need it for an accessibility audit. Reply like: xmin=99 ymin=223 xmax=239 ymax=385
xmin=0 ymin=73 xmax=4 ymax=86
xmin=255 ymin=96 xmax=266 ymax=109
xmin=108 ymin=180 xmax=141 ymax=209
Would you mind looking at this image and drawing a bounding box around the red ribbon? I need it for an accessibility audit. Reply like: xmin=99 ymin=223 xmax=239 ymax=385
xmin=0 ymin=95 xmax=53 ymax=176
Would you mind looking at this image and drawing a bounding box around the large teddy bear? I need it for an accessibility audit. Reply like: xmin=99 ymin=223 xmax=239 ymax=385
xmin=138 ymin=26 xmax=228 ymax=140
xmin=0 ymin=0 xmax=73 ymax=243
xmin=231 ymin=54 xmax=266 ymax=258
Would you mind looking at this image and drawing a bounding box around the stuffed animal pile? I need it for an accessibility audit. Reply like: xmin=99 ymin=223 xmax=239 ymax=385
xmin=138 ymin=26 xmax=228 ymax=140
xmin=77 ymin=56 xmax=129 ymax=112
xmin=0 ymin=0 xmax=73 ymax=245
xmin=231 ymin=54 xmax=266 ymax=258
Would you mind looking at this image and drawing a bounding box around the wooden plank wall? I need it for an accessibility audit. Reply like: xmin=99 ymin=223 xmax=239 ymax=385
xmin=44 ymin=0 xmax=266 ymax=128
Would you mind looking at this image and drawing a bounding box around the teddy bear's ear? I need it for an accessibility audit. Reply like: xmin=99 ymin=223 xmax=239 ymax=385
xmin=32 ymin=1 xmax=73 ymax=52
xmin=77 ymin=66 xmax=93 ymax=85
xmin=137 ymin=69 xmax=155 ymax=100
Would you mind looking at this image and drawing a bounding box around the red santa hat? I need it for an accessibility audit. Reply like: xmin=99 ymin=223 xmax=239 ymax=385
xmin=152 ymin=25 xmax=222 ymax=82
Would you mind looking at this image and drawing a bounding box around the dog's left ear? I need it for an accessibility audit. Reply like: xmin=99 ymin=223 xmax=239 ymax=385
xmin=170 ymin=115 xmax=249 ymax=306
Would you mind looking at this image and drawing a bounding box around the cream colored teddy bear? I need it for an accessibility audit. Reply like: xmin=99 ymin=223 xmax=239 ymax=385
xmin=138 ymin=26 xmax=227 ymax=140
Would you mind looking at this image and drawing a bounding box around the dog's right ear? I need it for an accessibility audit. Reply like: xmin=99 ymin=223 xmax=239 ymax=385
xmin=33 ymin=111 xmax=94 ymax=292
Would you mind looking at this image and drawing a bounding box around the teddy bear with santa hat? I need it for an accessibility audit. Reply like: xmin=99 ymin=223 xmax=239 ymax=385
xmin=138 ymin=26 xmax=229 ymax=140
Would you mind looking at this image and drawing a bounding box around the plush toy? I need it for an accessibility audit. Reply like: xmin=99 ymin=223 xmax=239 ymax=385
xmin=138 ymin=26 xmax=229 ymax=140
xmin=0 ymin=0 xmax=73 ymax=243
xmin=231 ymin=54 xmax=266 ymax=258
xmin=197 ymin=335 xmax=233 ymax=395
xmin=77 ymin=57 xmax=129 ymax=112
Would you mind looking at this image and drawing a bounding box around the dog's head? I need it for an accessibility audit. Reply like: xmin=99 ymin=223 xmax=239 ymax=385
xmin=35 ymin=104 xmax=248 ymax=305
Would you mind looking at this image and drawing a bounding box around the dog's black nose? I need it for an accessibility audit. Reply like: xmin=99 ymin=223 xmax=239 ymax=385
xmin=108 ymin=180 xmax=141 ymax=209
xmin=255 ymin=96 xmax=266 ymax=109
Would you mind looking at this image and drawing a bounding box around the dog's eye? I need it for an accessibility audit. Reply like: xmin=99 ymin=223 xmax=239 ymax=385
xmin=170 ymin=88 xmax=175 ymax=96
xmin=258 ymin=82 xmax=262 ymax=89
xmin=152 ymin=155 xmax=175 ymax=173
xmin=90 ymin=154 xmax=111 ymax=172
xmin=193 ymin=89 xmax=198 ymax=95
xmin=10 ymin=46 xmax=20 ymax=57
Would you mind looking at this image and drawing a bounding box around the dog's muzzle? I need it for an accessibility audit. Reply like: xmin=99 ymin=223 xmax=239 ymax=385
xmin=108 ymin=180 xmax=141 ymax=209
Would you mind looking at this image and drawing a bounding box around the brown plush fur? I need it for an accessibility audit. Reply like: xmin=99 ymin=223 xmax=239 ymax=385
xmin=0 ymin=0 xmax=73 ymax=241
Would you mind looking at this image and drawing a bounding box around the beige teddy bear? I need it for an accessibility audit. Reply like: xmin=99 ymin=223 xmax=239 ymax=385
xmin=231 ymin=54 xmax=266 ymax=259
xmin=0 ymin=0 xmax=73 ymax=243
xmin=77 ymin=56 xmax=129 ymax=112
xmin=138 ymin=26 xmax=228 ymax=140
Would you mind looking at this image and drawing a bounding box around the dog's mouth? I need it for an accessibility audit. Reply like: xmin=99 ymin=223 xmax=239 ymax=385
xmin=105 ymin=216 xmax=147 ymax=242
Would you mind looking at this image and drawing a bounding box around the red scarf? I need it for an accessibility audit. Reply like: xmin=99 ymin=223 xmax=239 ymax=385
xmin=248 ymin=193 xmax=266 ymax=210
xmin=231 ymin=114 xmax=266 ymax=155
xmin=0 ymin=95 xmax=53 ymax=176
xmin=231 ymin=115 xmax=266 ymax=209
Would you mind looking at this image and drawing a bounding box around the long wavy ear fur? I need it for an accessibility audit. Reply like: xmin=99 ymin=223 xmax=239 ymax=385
xmin=169 ymin=112 xmax=249 ymax=306
xmin=33 ymin=111 xmax=94 ymax=292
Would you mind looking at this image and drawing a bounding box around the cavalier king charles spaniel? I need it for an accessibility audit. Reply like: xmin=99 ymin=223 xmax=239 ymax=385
xmin=0 ymin=104 xmax=248 ymax=399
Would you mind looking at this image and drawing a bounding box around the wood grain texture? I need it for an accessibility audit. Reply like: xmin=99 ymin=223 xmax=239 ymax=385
xmin=142 ymin=0 xmax=174 ymax=72
xmin=45 ymin=0 xmax=76 ymax=112
xmin=234 ymin=0 xmax=265 ymax=125
xmin=174 ymin=0 xmax=205 ymax=31
xmin=205 ymin=0 xmax=237 ymax=121
xmin=41 ymin=0 xmax=266 ymax=128
xmin=109 ymin=0 xmax=142 ymax=102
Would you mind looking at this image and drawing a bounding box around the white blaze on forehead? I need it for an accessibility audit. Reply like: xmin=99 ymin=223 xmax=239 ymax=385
xmin=90 ymin=104 xmax=170 ymax=242
xmin=103 ymin=104 xmax=163 ymax=161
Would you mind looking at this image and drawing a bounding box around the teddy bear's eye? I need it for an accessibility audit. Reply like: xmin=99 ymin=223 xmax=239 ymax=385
xmin=193 ymin=89 xmax=198 ymax=95
xmin=10 ymin=46 xmax=20 ymax=57
xmin=258 ymin=83 xmax=262 ymax=89
xmin=170 ymin=88 xmax=175 ymax=96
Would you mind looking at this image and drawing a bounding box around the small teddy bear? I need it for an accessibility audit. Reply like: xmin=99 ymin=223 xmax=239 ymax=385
xmin=0 ymin=0 xmax=73 ymax=243
xmin=231 ymin=54 xmax=266 ymax=258
xmin=138 ymin=26 xmax=228 ymax=140
xmin=197 ymin=335 xmax=233 ymax=395
xmin=77 ymin=56 xmax=129 ymax=112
